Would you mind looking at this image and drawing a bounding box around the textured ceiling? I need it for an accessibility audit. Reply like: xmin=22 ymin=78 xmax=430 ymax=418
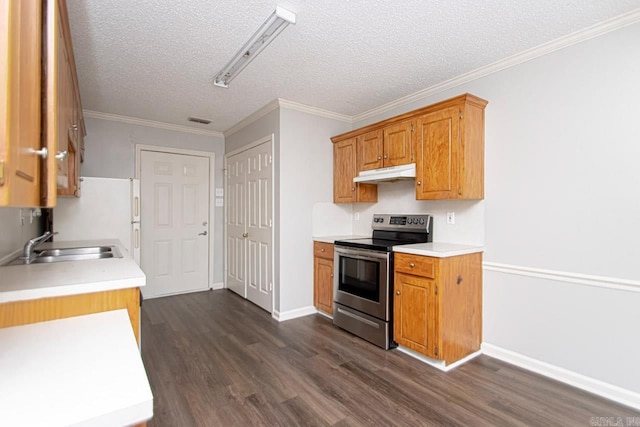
xmin=67 ymin=0 xmax=639 ymax=133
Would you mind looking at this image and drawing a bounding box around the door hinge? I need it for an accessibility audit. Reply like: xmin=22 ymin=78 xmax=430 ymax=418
xmin=269 ymin=282 xmax=273 ymax=291
xmin=269 ymin=219 xmax=272 ymax=227
xmin=458 ymin=187 xmax=462 ymax=196
xmin=410 ymin=123 xmax=414 ymax=132
xmin=0 ymin=160 xmax=4 ymax=186
xmin=459 ymin=111 xmax=463 ymax=119
xmin=435 ymin=285 xmax=438 ymax=295
xmin=434 ymin=346 xmax=439 ymax=357
xmin=268 ymin=155 xmax=273 ymax=165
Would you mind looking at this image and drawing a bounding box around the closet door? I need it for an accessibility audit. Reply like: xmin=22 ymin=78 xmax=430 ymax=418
xmin=226 ymin=138 xmax=273 ymax=313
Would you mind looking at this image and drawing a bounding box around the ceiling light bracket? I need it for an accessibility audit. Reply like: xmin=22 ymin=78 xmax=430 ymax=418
xmin=213 ymin=6 xmax=296 ymax=88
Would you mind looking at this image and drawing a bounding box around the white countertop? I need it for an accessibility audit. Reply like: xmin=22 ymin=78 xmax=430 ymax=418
xmin=393 ymin=242 xmax=484 ymax=258
xmin=313 ymin=235 xmax=369 ymax=244
xmin=0 ymin=239 xmax=145 ymax=304
xmin=0 ymin=309 xmax=153 ymax=426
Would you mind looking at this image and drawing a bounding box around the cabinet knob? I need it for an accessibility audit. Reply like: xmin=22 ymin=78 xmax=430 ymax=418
xmin=377 ymin=156 xmax=381 ymax=160
xmin=32 ymin=147 xmax=48 ymax=159
xmin=396 ymin=290 xmax=400 ymax=295
xmin=409 ymin=262 xmax=415 ymax=268
xmin=384 ymin=155 xmax=388 ymax=159
xmin=321 ymin=248 xmax=325 ymax=252
xmin=417 ymin=181 xmax=421 ymax=186
xmin=351 ymin=187 xmax=355 ymax=191
xmin=330 ymin=274 xmax=334 ymax=278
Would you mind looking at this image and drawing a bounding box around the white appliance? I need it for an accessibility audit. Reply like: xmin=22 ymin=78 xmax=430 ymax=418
xmin=53 ymin=177 xmax=141 ymax=264
xmin=352 ymin=163 xmax=416 ymax=183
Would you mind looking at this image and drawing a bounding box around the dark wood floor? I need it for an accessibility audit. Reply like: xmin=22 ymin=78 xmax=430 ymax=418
xmin=141 ymin=290 xmax=639 ymax=426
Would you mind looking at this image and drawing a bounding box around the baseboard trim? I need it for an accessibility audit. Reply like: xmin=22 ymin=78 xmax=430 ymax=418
xmin=210 ymin=282 xmax=224 ymax=290
xmin=483 ymin=262 xmax=640 ymax=293
xmin=482 ymin=343 xmax=640 ymax=411
xmin=272 ymin=306 xmax=317 ymax=322
xmin=396 ymin=346 xmax=481 ymax=372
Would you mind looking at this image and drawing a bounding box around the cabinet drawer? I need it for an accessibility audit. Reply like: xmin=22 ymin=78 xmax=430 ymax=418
xmin=394 ymin=253 xmax=435 ymax=278
xmin=313 ymin=242 xmax=334 ymax=259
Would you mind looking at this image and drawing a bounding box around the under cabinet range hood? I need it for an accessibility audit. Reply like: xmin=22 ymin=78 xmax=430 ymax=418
xmin=353 ymin=163 xmax=416 ymax=184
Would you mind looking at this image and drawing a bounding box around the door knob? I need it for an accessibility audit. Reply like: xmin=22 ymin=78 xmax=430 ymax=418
xmin=199 ymin=231 xmax=208 ymax=236
xmin=55 ymin=150 xmax=68 ymax=160
xmin=242 ymin=232 xmax=249 ymax=238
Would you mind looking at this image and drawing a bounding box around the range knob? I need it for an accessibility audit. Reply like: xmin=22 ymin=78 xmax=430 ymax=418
xmin=420 ymin=218 xmax=425 ymax=225
xmin=407 ymin=218 xmax=413 ymax=224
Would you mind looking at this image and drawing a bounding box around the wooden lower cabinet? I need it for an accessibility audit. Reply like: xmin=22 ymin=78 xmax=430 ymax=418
xmin=0 ymin=287 xmax=141 ymax=343
xmin=313 ymin=241 xmax=334 ymax=315
xmin=394 ymin=252 xmax=482 ymax=364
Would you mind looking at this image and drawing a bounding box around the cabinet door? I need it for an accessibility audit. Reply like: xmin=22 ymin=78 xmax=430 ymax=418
xmin=415 ymin=107 xmax=460 ymax=200
xmin=394 ymin=272 xmax=438 ymax=358
xmin=383 ymin=120 xmax=413 ymax=167
xmin=314 ymin=256 xmax=334 ymax=315
xmin=333 ymin=138 xmax=357 ymax=203
xmin=357 ymin=129 xmax=383 ymax=171
xmin=333 ymin=138 xmax=377 ymax=203
xmin=0 ymin=0 xmax=44 ymax=207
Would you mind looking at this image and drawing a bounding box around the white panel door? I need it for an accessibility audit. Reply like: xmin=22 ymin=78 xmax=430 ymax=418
xmin=226 ymin=139 xmax=273 ymax=313
xmin=245 ymin=143 xmax=273 ymax=312
xmin=140 ymin=151 xmax=210 ymax=298
xmin=226 ymin=153 xmax=246 ymax=297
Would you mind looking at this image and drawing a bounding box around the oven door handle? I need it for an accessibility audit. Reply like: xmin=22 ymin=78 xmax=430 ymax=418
xmin=334 ymin=247 xmax=389 ymax=262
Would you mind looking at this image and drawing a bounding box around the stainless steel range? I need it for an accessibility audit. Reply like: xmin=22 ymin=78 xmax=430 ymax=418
xmin=333 ymin=214 xmax=433 ymax=349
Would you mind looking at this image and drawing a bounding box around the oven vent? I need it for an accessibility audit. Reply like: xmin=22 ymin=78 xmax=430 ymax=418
xmin=188 ymin=116 xmax=212 ymax=125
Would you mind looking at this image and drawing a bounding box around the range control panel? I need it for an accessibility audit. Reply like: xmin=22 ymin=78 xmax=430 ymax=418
xmin=372 ymin=214 xmax=432 ymax=230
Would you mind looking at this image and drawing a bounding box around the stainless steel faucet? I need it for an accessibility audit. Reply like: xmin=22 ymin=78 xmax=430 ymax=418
xmin=22 ymin=231 xmax=57 ymax=260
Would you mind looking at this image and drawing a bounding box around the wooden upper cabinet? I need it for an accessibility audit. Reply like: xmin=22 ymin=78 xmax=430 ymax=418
xmin=0 ymin=0 xmax=51 ymax=207
xmin=333 ymin=137 xmax=377 ymax=203
xmin=331 ymin=94 xmax=486 ymax=202
xmin=51 ymin=0 xmax=83 ymax=198
xmin=357 ymin=121 xmax=413 ymax=172
xmin=382 ymin=119 xmax=413 ymax=167
xmin=415 ymin=96 xmax=486 ymax=200
xmin=0 ymin=0 xmax=83 ymax=207
xmin=357 ymin=130 xmax=383 ymax=171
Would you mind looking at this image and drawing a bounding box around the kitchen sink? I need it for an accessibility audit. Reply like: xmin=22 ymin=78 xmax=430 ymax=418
xmin=3 ymin=245 xmax=123 ymax=266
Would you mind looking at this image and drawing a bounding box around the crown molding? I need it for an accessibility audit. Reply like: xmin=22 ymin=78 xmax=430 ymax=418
xmin=224 ymin=98 xmax=352 ymax=137
xmin=352 ymin=8 xmax=640 ymax=124
xmin=277 ymin=98 xmax=352 ymax=123
xmin=223 ymin=99 xmax=280 ymax=138
xmin=83 ymin=110 xmax=224 ymax=138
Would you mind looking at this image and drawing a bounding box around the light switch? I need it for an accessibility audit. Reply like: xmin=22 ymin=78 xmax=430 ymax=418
xmin=215 ymin=188 xmax=224 ymax=197
xmin=215 ymin=198 xmax=224 ymax=207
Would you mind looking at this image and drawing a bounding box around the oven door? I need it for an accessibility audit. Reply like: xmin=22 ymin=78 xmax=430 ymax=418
xmin=334 ymin=246 xmax=389 ymax=321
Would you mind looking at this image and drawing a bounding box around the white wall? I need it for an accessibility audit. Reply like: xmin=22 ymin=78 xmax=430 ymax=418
xmin=80 ymin=117 xmax=226 ymax=284
xmin=278 ymin=108 xmax=351 ymax=312
xmin=353 ymin=23 xmax=640 ymax=398
xmin=0 ymin=208 xmax=42 ymax=260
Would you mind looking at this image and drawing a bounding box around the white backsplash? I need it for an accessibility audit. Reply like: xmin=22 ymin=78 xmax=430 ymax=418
xmin=351 ymin=181 xmax=485 ymax=245
xmin=311 ymin=202 xmax=353 ymax=236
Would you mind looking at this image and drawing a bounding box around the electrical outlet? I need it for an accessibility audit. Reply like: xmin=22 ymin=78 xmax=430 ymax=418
xmin=215 ymin=188 xmax=224 ymax=197
xmin=446 ymin=212 xmax=455 ymax=225
xmin=215 ymin=198 xmax=224 ymax=207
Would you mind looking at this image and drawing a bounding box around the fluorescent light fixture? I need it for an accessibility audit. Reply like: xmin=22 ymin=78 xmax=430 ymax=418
xmin=213 ymin=6 xmax=296 ymax=88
